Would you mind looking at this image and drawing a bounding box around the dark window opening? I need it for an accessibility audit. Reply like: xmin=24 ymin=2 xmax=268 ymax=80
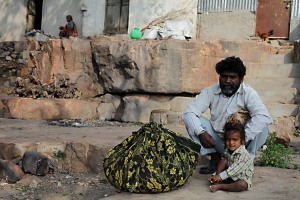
xmin=104 ymin=0 xmax=129 ymax=34
xmin=26 ymin=0 xmax=43 ymax=31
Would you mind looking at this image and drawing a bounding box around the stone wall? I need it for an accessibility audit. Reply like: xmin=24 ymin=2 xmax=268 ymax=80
xmin=2 ymin=36 xmax=285 ymax=125
xmin=294 ymin=40 xmax=300 ymax=63
xmin=26 ymin=38 xmax=103 ymax=98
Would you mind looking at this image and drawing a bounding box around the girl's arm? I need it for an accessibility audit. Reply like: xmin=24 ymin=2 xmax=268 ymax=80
xmin=209 ymin=157 xmax=228 ymax=183
xmin=216 ymin=157 xmax=228 ymax=175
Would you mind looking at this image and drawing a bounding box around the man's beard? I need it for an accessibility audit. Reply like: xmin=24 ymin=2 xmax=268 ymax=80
xmin=220 ymin=83 xmax=240 ymax=97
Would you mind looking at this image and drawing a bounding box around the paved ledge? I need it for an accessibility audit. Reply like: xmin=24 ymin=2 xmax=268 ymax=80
xmin=0 ymin=118 xmax=299 ymax=199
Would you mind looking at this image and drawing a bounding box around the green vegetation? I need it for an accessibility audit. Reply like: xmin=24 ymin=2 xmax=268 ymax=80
xmin=20 ymin=187 xmax=30 ymax=193
xmin=131 ymin=121 xmax=144 ymax=126
xmin=258 ymin=132 xmax=293 ymax=168
xmin=294 ymin=129 xmax=300 ymax=137
xmin=62 ymin=191 xmax=68 ymax=196
xmin=53 ymin=148 xmax=66 ymax=159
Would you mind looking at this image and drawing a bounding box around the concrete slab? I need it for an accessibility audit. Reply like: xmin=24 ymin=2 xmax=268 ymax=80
xmin=0 ymin=118 xmax=299 ymax=199
xmin=104 ymin=167 xmax=300 ymax=200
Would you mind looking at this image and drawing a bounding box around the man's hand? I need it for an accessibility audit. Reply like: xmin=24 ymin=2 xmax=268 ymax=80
xmin=198 ymin=131 xmax=216 ymax=148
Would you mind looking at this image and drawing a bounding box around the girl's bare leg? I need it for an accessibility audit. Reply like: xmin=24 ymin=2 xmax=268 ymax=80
xmin=210 ymin=180 xmax=248 ymax=192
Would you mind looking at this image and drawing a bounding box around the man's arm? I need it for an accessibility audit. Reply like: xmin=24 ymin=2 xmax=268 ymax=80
xmin=244 ymin=88 xmax=273 ymax=142
xmin=183 ymin=87 xmax=216 ymax=148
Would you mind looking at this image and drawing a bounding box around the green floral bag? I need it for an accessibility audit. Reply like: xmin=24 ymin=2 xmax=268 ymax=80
xmin=103 ymin=123 xmax=200 ymax=193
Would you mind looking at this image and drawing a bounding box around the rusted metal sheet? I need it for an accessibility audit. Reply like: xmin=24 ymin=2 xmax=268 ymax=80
xmin=198 ymin=0 xmax=300 ymax=19
xmin=197 ymin=0 xmax=257 ymax=13
xmin=256 ymin=0 xmax=291 ymax=38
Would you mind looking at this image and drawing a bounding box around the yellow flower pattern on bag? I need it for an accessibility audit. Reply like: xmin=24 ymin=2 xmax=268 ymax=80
xmin=103 ymin=123 xmax=200 ymax=193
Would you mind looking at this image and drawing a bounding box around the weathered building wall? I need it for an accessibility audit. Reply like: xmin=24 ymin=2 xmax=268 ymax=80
xmin=42 ymin=0 xmax=84 ymax=37
xmin=81 ymin=0 xmax=106 ymax=37
xmin=0 ymin=0 xmax=27 ymax=41
xmin=1 ymin=1 xmax=300 ymax=42
xmin=290 ymin=19 xmax=300 ymax=42
xmin=197 ymin=11 xmax=256 ymax=40
xmin=128 ymin=0 xmax=198 ymax=38
xmin=42 ymin=0 xmax=106 ymax=37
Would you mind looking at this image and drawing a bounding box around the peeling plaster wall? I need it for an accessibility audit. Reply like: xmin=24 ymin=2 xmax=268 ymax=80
xmin=290 ymin=19 xmax=300 ymax=42
xmin=128 ymin=0 xmax=198 ymax=38
xmin=0 ymin=0 xmax=27 ymax=41
xmin=0 ymin=1 xmax=298 ymax=42
xmin=81 ymin=0 xmax=106 ymax=37
xmin=41 ymin=0 xmax=84 ymax=37
xmin=198 ymin=11 xmax=256 ymax=41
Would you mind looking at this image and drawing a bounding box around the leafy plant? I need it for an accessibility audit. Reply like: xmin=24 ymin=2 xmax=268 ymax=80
xmin=20 ymin=187 xmax=30 ymax=193
xmin=62 ymin=191 xmax=68 ymax=196
xmin=258 ymin=132 xmax=293 ymax=168
xmin=79 ymin=191 xmax=85 ymax=196
xmin=53 ymin=148 xmax=66 ymax=159
xmin=294 ymin=129 xmax=300 ymax=137
xmin=131 ymin=121 xmax=144 ymax=126
xmin=295 ymin=165 xmax=300 ymax=171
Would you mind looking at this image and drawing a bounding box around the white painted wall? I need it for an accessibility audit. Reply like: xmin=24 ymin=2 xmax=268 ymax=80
xmin=81 ymin=0 xmax=106 ymax=37
xmin=290 ymin=19 xmax=300 ymax=42
xmin=128 ymin=0 xmax=198 ymax=38
xmin=0 ymin=0 xmax=27 ymax=41
xmin=41 ymin=0 xmax=84 ymax=37
xmin=3 ymin=0 xmax=296 ymax=42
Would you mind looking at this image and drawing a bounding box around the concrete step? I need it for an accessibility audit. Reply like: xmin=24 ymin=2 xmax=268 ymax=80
xmin=260 ymin=52 xmax=294 ymax=64
xmin=247 ymin=63 xmax=300 ymax=78
xmin=245 ymin=77 xmax=299 ymax=104
xmin=255 ymin=88 xmax=296 ymax=104
xmin=265 ymin=103 xmax=298 ymax=118
xmin=245 ymin=77 xmax=300 ymax=90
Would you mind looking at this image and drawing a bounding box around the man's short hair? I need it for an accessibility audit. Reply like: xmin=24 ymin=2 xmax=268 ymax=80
xmin=215 ymin=56 xmax=246 ymax=78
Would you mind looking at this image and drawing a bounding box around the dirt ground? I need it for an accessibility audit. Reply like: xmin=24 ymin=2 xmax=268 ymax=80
xmin=0 ymin=170 xmax=119 ymax=200
xmin=0 ymin=118 xmax=300 ymax=200
xmin=0 ymin=119 xmax=140 ymax=200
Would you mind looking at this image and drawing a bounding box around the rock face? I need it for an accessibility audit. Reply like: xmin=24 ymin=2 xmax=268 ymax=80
xmin=0 ymin=159 xmax=24 ymax=183
xmin=294 ymin=40 xmax=300 ymax=63
xmin=0 ymin=37 xmax=298 ymax=132
xmin=28 ymin=38 xmax=103 ymax=98
xmin=7 ymin=98 xmax=99 ymax=120
xmin=92 ymin=36 xmax=218 ymax=94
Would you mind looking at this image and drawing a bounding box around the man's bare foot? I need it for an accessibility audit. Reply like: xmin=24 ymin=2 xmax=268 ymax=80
xmin=210 ymin=185 xmax=220 ymax=192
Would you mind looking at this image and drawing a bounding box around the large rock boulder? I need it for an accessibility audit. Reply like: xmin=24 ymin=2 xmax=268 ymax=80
xmin=92 ymin=36 xmax=219 ymax=94
xmin=0 ymin=159 xmax=24 ymax=183
xmin=294 ymin=40 xmax=300 ymax=63
xmin=6 ymin=97 xmax=99 ymax=120
xmin=27 ymin=38 xmax=103 ymax=98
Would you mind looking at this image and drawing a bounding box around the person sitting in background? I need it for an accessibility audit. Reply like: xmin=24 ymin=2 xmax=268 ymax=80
xmin=59 ymin=26 xmax=66 ymax=37
xmin=59 ymin=15 xmax=77 ymax=38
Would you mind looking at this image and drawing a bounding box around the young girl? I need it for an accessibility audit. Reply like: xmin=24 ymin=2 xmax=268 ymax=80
xmin=208 ymin=120 xmax=254 ymax=192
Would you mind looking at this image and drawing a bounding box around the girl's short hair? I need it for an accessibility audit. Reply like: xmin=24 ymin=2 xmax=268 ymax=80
xmin=223 ymin=119 xmax=245 ymax=142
